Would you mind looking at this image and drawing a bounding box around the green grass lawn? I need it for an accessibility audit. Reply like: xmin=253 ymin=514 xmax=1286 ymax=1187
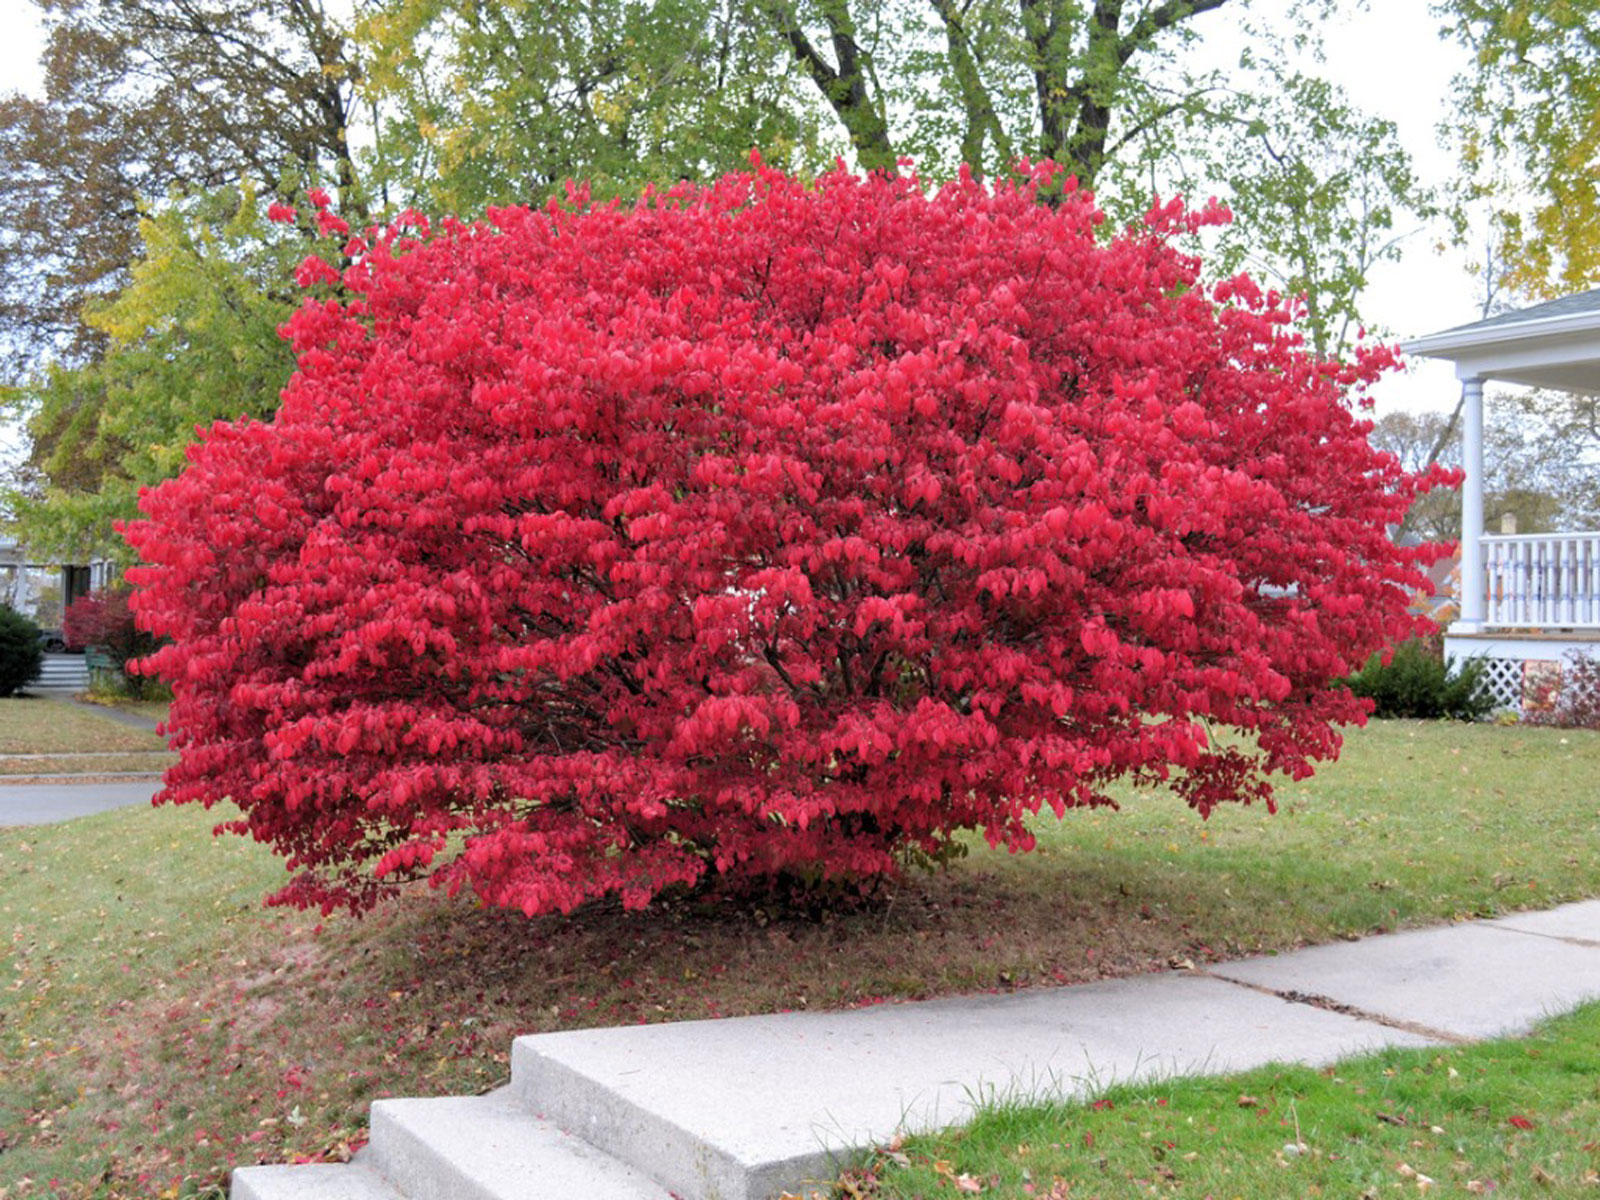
xmin=0 ymin=719 xmax=1596 ymax=1197
xmin=0 ymin=752 xmax=175 ymax=777
xmin=854 ymin=1002 xmax=1600 ymax=1198
xmin=996 ymin=718 xmax=1600 ymax=966
xmin=0 ymin=698 xmax=167 ymax=755
xmin=71 ymin=696 xmax=172 ymax=726
xmin=0 ymin=698 xmax=174 ymax=781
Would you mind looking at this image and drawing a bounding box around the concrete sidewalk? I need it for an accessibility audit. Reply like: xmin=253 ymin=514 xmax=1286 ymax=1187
xmin=233 ymin=898 xmax=1600 ymax=1200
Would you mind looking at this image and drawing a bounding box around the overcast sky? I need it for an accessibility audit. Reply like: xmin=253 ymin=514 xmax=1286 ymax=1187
xmin=0 ymin=0 xmax=1482 ymax=417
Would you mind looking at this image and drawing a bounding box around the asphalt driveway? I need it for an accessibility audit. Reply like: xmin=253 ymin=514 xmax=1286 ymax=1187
xmin=0 ymin=779 xmax=162 ymax=825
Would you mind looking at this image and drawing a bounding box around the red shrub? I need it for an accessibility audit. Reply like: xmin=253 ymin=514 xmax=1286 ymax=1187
xmin=63 ymin=587 xmax=150 ymax=663
xmin=1523 ymin=652 xmax=1600 ymax=730
xmin=65 ymin=587 xmax=164 ymax=696
xmin=62 ymin=591 xmax=105 ymax=654
xmin=122 ymin=165 xmax=1449 ymax=916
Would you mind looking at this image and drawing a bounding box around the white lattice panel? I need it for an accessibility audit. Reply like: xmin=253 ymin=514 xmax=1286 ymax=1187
xmin=1473 ymin=656 xmax=1525 ymax=711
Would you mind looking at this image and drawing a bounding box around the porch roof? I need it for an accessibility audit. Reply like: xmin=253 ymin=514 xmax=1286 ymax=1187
xmin=1402 ymin=287 xmax=1600 ymax=395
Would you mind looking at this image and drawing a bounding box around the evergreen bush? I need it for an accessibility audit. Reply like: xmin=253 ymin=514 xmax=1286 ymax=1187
xmin=0 ymin=606 xmax=45 ymax=698
xmin=1343 ymin=635 xmax=1493 ymax=720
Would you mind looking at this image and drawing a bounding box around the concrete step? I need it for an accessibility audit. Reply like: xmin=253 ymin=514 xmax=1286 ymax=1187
xmin=509 ymin=971 xmax=1445 ymax=1200
xmin=364 ymin=1089 xmax=675 ymax=1200
xmin=230 ymin=1162 xmax=398 ymax=1200
xmin=231 ymin=1088 xmax=678 ymax=1200
xmin=34 ymin=653 xmax=88 ymax=689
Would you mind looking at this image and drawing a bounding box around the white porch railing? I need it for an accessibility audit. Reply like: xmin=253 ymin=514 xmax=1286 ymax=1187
xmin=1482 ymin=532 xmax=1600 ymax=628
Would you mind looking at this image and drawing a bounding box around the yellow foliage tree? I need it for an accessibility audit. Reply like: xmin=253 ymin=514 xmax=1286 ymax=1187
xmin=1443 ymin=0 xmax=1600 ymax=297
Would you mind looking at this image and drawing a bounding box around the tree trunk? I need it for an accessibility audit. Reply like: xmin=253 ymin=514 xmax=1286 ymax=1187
xmin=761 ymin=0 xmax=896 ymax=170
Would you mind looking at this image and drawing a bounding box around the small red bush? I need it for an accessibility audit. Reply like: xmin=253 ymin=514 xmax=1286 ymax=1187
xmin=123 ymin=164 xmax=1449 ymax=916
xmin=63 ymin=587 xmax=149 ymax=663
xmin=65 ymin=587 xmax=163 ymax=696
xmin=1523 ymin=652 xmax=1600 ymax=729
xmin=62 ymin=591 xmax=103 ymax=654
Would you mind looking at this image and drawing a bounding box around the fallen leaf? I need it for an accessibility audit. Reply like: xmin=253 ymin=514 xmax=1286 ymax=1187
xmin=955 ymin=1174 xmax=984 ymax=1194
xmin=1532 ymin=1166 xmax=1556 ymax=1187
xmin=1508 ymin=1115 xmax=1535 ymax=1130
xmin=1237 ymin=1093 xmax=1260 ymax=1108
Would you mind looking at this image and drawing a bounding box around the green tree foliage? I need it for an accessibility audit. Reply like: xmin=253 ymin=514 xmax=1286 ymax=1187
xmin=357 ymin=0 xmax=829 ymax=213
xmin=2 ymin=0 xmax=362 ymax=552
xmin=1441 ymin=0 xmax=1600 ymax=297
xmin=0 ymin=0 xmax=360 ymax=382
xmin=759 ymin=0 xmax=1242 ymax=184
xmin=1202 ymin=71 xmax=1434 ymax=357
xmin=5 ymin=0 xmax=1439 ymax=555
xmin=357 ymin=0 xmax=1433 ymax=354
xmin=9 ymin=188 xmax=305 ymax=560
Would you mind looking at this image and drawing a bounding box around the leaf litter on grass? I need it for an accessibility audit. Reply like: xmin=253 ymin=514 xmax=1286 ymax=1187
xmin=1 ymin=721 xmax=1598 ymax=1196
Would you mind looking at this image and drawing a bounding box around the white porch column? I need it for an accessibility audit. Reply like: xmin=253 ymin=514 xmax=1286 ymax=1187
xmin=1452 ymin=375 xmax=1486 ymax=633
xmin=12 ymin=562 xmax=31 ymax=615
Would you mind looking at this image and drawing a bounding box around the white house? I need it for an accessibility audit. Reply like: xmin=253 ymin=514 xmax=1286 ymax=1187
xmin=0 ymin=537 xmax=117 ymax=646
xmin=1403 ymin=288 xmax=1600 ymax=709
